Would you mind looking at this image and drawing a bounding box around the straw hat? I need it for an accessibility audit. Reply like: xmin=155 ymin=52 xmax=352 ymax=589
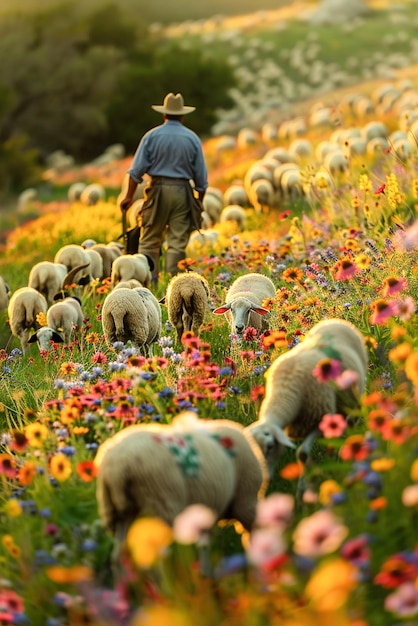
xmin=151 ymin=92 xmax=196 ymax=115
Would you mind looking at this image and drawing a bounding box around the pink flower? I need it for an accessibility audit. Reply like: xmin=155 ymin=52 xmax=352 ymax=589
xmin=369 ymin=299 xmax=399 ymax=325
xmin=335 ymin=369 xmax=359 ymax=391
xmin=312 ymin=358 xmax=342 ymax=382
xmin=340 ymin=535 xmax=370 ymax=566
xmin=172 ymin=504 xmax=216 ymax=545
xmin=243 ymin=327 xmax=258 ymax=342
xmin=332 ymin=259 xmax=359 ymax=281
xmin=255 ymin=493 xmax=294 ymax=529
xmin=318 ymin=413 xmax=347 ymax=438
xmin=91 ymin=352 xmax=107 ymax=364
xmin=0 ymin=589 xmax=24 ymax=615
xmin=246 ymin=527 xmax=287 ymax=568
xmin=292 ymin=509 xmax=348 ymax=558
xmin=382 ymin=276 xmax=408 ymax=297
xmin=396 ymin=296 xmax=415 ymax=321
xmin=385 ymin=582 xmax=418 ymax=617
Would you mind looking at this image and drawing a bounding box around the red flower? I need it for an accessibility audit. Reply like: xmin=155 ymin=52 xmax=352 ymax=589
xmin=76 ymin=461 xmax=98 ymax=482
xmin=375 ymin=183 xmax=386 ymax=194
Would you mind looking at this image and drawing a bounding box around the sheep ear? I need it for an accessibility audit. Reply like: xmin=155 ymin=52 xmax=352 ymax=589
xmin=271 ymin=425 xmax=296 ymax=449
xmin=212 ymin=305 xmax=231 ymax=314
xmin=51 ymin=331 xmax=64 ymax=343
xmin=28 ymin=332 xmax=39 ymax=344
xmin=251 ymin=306 xmax=270 ymax=316
xmin=158 ymin=296 xmax=166 ymax=305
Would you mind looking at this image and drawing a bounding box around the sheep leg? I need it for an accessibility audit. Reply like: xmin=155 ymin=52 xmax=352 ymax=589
xmin=295 ymin=428 xmax=322 ymax=502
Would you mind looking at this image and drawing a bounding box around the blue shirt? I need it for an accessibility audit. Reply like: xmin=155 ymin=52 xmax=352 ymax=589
xmin=128 ymin=120 xmax=208 ymax=194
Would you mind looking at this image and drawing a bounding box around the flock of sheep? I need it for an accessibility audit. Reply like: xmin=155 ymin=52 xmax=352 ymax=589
xmin=6 ymin=75 xmax=418 ymax=576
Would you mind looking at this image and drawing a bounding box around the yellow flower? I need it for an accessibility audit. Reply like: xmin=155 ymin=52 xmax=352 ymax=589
xmin=126 ymin=517 xmax=173 ymax=569
xmin=319 ymin=480 xmax=341 ymax=506
xmin=410 ymin=459 xmax=418 ymax=482
xmin=354 ymin=253 xmax=371 ymax=269
xmin=59 ymin=361 xmax=77 ymax=377
xmin=305 ymin=558 xmax=357 ymax=611
xmin=388 ymin=342 xmax=412 ymax=363
xmin=36 ymin=312 xmax=48 ymax=327
xmin=25 ymin=422 xmax=50 ymax=448
xmin=2 ymin=535 xmax=20 ymax=558
xmin=6 ymin=499 xmax=22 ymax=517
xmin=130 ymin=606 xmax=191 ymax=626
xmin=49 ymin=453 xmax=72 ymax=482
xmin=405 ymin=352 xmax=418 ymax=386
xmin=370 ymin=458 xmax=395 ymax=472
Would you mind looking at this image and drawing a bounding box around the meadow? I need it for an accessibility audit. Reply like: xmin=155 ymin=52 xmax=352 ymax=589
xmin=1 ymin=7 xmax=418 ymax=624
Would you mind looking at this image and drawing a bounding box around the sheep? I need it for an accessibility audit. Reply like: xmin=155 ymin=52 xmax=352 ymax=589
xmin=28 ymin=262 xmax=70 ymax=303
xmin=187 ymin=229 xmax=220 ymax=250
xmin=323 ymin=149 xmax=349 ymax=175
xmin=247 ymin=178 xmax=276 ymax=214
xmin=110 ymin=253 xmax=152 ymax=289
xmin=35 ymin=296 xmax=84 ymax=346
xmin=213 ymin=272 xmax=276 ymax=335
xmin=279 ymin=167 xmax=304 ymax=201
xmin=246 ymin=318 xmax=368 ymax=477
xmin=164 ymin=271 xmax=210 ymax=344
xmin=202 ymin=192 xmax=223 ymax=225
xmin=219 ymin=205 xmax=246 ymax=230
xmin=79 ymin=183 xmax=105 ymax=206
xmin=85 ymin=249 xmax=104 ymax=281
xmin=90 ymin=243 xmax=121 ymax=279
xmin=7 ymin=287 xmax=48 ymax=354
xmin=223 ymin=184 xmax=249 ymax=208
xmin=0 ymin=276 xmax=11 ymax=312
xmin=27 ymin=326 xmax=64 ymax=351
xmin=53 ymin=244 xmax=92 ymax=284
xmin=131 ymin=287 xmax=162 ymax=356
xmin=113 ymin=279 xmax=143 ymax=290
xmin=101 ymin=287 xmax=161 ymax=355
xmin=94 ymin=411 xmax=269 ymax=567
xmin=67 ymin=182 xmax=86 ymax=203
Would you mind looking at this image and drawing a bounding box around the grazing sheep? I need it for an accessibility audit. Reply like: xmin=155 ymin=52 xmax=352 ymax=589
xmin=94 ymin=411 xmax=269 ymax=566
xmin=187 ymin=229 xmax=220 ymax=250
xmin=54 ymin=244 xmax=92 ymax=284
xmin=279 ymin=167 xmax=304 ymax=201
xmin=7 ymin=287 xmax=48 ymax=354
xmin=113 ymin=279 xmax=143 ymax=290
xmin=67 ymin=182 xmax=86 ymax=203
xmin=223 ymin=184 xmax=249 ymax=208
xmin=219 ymin=205 xmax=246 ymax=230
xmin=323 ymin=149 xmax=349 ymax=175
xmin=40 ymin=296 xmax=84 ymax=345
xmin=90 ymin=243 xmax=122 ymax=279
xmin=79 ymin=183 xmax=105 ymax=206
xmin=246 ymin=318 xmax=368 ymax=477
xmin=248 ymin=178 xmax=275 ymax=214
xmin=131 ymin=287 xmax=162 ymax=356
xmin=111 ymin=253 xmax=152 ymax=289
xmin=164 ymin=271 xmax=210 ymax=344
xmin=101 ymin=287 xmax=160 ymax=355
xmin=27 ymin=326 xmax=64 ymax=350
xmin=85 ymin=249 xmax=104 ymax=281
xmin=213 ymin=273 xmax=276 ymax=335
xmin=28 ymin=261 xmax=69 ymax=304
xmin=202 ymin=192 xmax=223 ymax=225
xmin=0 ymin=276 xmax=11 ymax=312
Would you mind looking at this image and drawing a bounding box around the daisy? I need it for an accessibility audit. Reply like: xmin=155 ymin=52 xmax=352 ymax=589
xmin=381 ymin=276 xmax=408 ymax=297
xmin=369 ymin=299 xmax=399 ymax=325
xmin=49 ymin=453 xmax=72 ymax=482
xmin=318 ymin=413 xmax=347 ymax=438
xmin=332 ymin=259 xmax=359 ymax=281
xmin=312 ymin=358 xmax=342 ymax=382
xmin=292 ymin=509 xmax=348 ymax=558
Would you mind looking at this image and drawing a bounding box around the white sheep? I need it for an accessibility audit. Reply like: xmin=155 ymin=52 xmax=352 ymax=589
xmin=246 ymin=318 xmax=368 ymax=476
xmin=67 ymin=182 xmax=87 ymax=203
xmin=7 ymin=287 xmax=48 ymax=354
xmin=323 ymin=149 xmax=349 ymax=175
xmin=90 ymin=243 xmax=122 ymax=279
xmin=202 ymin=192 xmax=223 ymax=225
xmin=85 ymin=249 xmax=104 ymax=281
xmin=164 ymin=271 xmax=210 ymax=344
xmin=28 ymin=261 xmax=70 ymax=303
xmin=27 ymin=326 xmax=64 ymax=350
xmin=187 ymin=229 xmax=220 ymax=251
xmin=0 ymin=276 xmax=11 ymax=312
xmin=36 ymin=296 xmax=84 ymax=346
xmin=248 ymin=178 xmax=276 ymax=214
xmin=223 ymin=184 xmax=249 ymax=208
xmin=213 ymin=273 xmax=276 ymax=336
xmin=79 ymin=183 xmax=105 ymax=206
xmin=111 ymin=253 xmax=152 ymax=289
xmin=101 ymin=287 xmax=160 ymax=355
xmin=53 ymin=244 xmax=92 ymax=284
xmin=94 ymin=411 xmax=268 ymax=566
xmin=131 ymin=287 xmax=162 ymax=356
xmin=113 ymin=279 xmax=143 ymax=290
xmin=219 ymin=205 xmax=246 ymax=230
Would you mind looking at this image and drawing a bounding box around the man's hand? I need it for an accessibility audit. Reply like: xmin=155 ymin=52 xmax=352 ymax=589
xmin=120 ymin=197 xmax=133 ymax=212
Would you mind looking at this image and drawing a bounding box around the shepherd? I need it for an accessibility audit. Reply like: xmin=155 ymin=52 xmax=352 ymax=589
xmin=119 ymin=93 xmax=209 ymax=282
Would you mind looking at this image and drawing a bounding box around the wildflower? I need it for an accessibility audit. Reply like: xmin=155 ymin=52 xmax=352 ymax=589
xmin=280 ymin=463 xmax=303 ymax=480
xmin=246 ymin=527 xmax=287 ymax=570
xmin=369 ymin=299 xmax=399 ymax=325
xmin=126 ymin=517 xmax=173 ymax=569
xmin=261 ymin=298 xmax=275 ymax=310
xmin=242 ymin=327 xmax=258 ymax=342
xmin=91 ymin=352 xmax=107 ymax=364
xmin=381 ymin=276 xmax=408 ymax=297
xmin=335 ymin=369 xmax=360 ymax=390
xmin=341 ymin=535 xmax=370 ymax=566
xmin=332 ymin=259 xmax=359 ymax=281
xmin=385 ymin=582 xmax=418 ymax=617
xmin=59 ymin=361 xmax=78 ymax=376
xmin=411 ymin=459 xmax=418 ymax=482
xmin=10 ymin=430 xmax=28 ymax=452
xmin=0 ymin=589 xmax=24 ymax=615
xmin=36 ymin=311 xmax=48 ymax=327
xmin=369 ymin=496 xmax=387 ymax=510
xmin=312 ymin=358 xmax=342 ymax=383
xmin=24 ymin=422 xmax=50 ymax=447
xmin=5 ymin=499 xmax=22 ymax=517
xmin=368 ymin=409 xmax=391 ymax=433
xmin=292 ymin=509 xmax=348 ymax=558
xmin=402 ymin=485 xmax=418 ymax=507
xmin=172 ymin=505 xmax=216 ymax=545
xmin=251 ymin=385 xmax=265 ymax=402
xmin=319 ymin=480 xmax=342 ymax=506
xmin=255 ymin=493 xmax=294 ymax=529
xmin=375 ymin=554 xmax=418 ymax=588
xmin=0 ymin=454 xmax=16 ymax=478
xmin=177 ymin=258 xmax=196 ymax=270
xmin=318 ymin=413 xmax=347 ymax=438
xmin=282 ymin=267 xmax=304 ymax=284
xmin=305 ymin=558 xmax=357 ymax=611
xmin=375 ymin=183 xmax=386 ymax=194
xmin=396 ymin=296 xmax=415 ymax=321
xmin=46 ymin=565 xmax=93 ymax=584
xmin=18 ymin=461 xmax=37 ymax=486
xmin=381 ymin=419 xmax=410 ymax=444
xmin=261 ymin=330 xmax=287 ymax=349
xmin=370 ymin=457 xmax=395 ymax=472
xmin=388 ymin=342 xmax=412 ymax=362
xmin=405 ymin=352 xmax=418 ymax=386
xmin=340 ymin=435 xmax=369 ymax=462
xmin=49 ymin=453 xmax=72 ymax=482
xmin=76 ymin=461 xmax=97 ymax=482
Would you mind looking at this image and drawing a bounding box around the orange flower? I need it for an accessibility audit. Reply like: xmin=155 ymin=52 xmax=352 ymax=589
xmin=46 ymin=565 xmax=93 ymax=583
xmin=369 ymin=497 xmax=387 ymax=510
xmin=340 ymin=435 xmax=369 ymax=462
xmin=388 ymin=342 xmax=412 ymax=362
xmin=49 ymin=453 xmax=72 ymax=482
xmin=0 ymin=453 xmax=16 ymax=478
xmin=280 ymin=463 xmax=303 ymax=480
xmin=368 ymin=409 xmax=391 ymax=434
xmin=262 ymin=330 xmax=288 ymax=349
xmin=76 ymin=461 xmax=97 ymax=482
xmin=405 ymin=352 xmax=418 ymax=386
xmin=18 ymin=461 xmax=37 ymax=486
xmin=381 ymin=419 xmax=410 ymax=444
xmin=282 ymin=267 xmax=304 ymax=284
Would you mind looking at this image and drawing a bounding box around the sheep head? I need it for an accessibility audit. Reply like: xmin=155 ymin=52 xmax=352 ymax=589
xmin=245 ymin=420 xmax=295 ymax=478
